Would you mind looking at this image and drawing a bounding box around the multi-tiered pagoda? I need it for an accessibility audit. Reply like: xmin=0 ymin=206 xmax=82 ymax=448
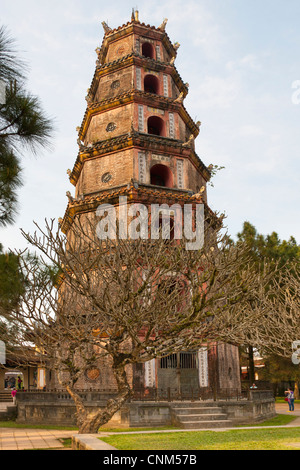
xmin=59 ymin=11 xmax=241 ymax=395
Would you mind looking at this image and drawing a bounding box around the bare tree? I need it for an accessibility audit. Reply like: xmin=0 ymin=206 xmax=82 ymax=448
xmin=1 ymin=214 xmax=299 ymax=433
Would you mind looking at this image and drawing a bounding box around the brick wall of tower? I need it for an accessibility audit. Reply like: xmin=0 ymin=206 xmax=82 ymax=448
xmin=76 ymin=150 xmax=134 ymax=197
xmin=85 ymin=104 xmax=134 ymax=145
xmin=105 ymin=36 xmax=134 ymax=63
xmin=95 ymin=68 xmax=133 ymax=102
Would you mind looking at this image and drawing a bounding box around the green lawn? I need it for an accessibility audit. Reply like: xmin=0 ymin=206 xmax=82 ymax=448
xmin=239 ymin=413 xmax=298 ymax=427
xmin=276 ymin=398 xmax=300 ymax=404
xmin=0 ymin=421 xmax=77 ymax=431
xmin=101 ymin=427 xmax=300 ymax=450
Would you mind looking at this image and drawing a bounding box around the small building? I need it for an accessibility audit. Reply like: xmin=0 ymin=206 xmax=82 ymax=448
xmin=0 ymin=353 xmax=45 ymax=391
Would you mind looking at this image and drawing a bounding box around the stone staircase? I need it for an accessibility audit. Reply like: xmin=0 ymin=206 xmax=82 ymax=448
xmin=0 ymin=391 xmax=17 ymax=421
xmin=171 ymin=402 xmax=233 ymax=429
xmin=0 ymin=391 xmax=13 ymax=403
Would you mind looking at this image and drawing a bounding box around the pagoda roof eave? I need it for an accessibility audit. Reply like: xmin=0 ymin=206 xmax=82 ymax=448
xmin=60 ymin=181 xmax=218 ymax=235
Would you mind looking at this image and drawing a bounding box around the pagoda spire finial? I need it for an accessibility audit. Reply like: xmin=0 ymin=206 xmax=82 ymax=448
xmin=158 ymin=18 xmax=168 ymax=31
xmin=101 ymin=21 xmax=112 ymax=34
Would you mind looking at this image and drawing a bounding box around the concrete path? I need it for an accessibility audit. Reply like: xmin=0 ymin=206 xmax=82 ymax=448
xmin=0 ymin=403 xmax=299 ymax=450
xmin=0 ymin=428 xmax=78 ymax=450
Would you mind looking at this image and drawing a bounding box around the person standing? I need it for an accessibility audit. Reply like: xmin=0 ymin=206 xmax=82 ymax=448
xmin=11 ymin=388 xmax=17 ymax=405
xmin=17 ymin=376 xmax=22 ymax=390
xmin=285 ymin=388 xmax=295 ymax=412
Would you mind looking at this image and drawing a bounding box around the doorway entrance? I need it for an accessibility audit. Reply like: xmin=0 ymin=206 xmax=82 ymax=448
xmin=157 ymin=352 xmax=199 ymax=393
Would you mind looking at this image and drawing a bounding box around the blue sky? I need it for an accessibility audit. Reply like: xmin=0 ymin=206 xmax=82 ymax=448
xmin=1 ymin=0 xmax=300 ymax=250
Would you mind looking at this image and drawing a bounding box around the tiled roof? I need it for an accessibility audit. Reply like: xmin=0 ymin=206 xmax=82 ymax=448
xmin=60 ymin=181 xmax=217 ymax=234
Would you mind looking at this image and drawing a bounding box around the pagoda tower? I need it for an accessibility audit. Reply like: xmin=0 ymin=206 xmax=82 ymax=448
xmin=59 ymin=11 xmax=241 ymax=395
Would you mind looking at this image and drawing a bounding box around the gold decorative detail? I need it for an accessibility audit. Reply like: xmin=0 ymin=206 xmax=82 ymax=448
xmin=86 ymin=368 xmax=100 ymax=381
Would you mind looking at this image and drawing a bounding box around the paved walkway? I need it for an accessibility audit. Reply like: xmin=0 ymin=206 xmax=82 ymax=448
xmin=0 ymin=427 xmax=78 ymax=450
xmin=0 ymin=403 xmax=299 ymax=450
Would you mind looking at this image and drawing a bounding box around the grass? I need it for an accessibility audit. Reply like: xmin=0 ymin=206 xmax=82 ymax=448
xmin=0 ymin=420 xmax=77 ymax=431
xmin=276 ymin=398 xmax=300 ymax=404
xmin=100 ymin=427 xmax=300 ymax=451
xmin=99 ymin=425 xmax=177 ymax=433
xmin=59 ymin=438 xmax=73 ymax=448
xmin=100 ymin=414 xmax=297 ymax=433
xmin=238 ymin=414 xmax=298 ymax=427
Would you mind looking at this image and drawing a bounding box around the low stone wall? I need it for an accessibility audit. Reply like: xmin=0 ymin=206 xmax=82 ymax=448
xmin=16 ymin=391 xmax=117 ymax=427
xmin=0 ymin=405 xmax=17 ymax=422
xmin=72 ymin=435 xmax=117 ymax=451
xmin=15 ymin=390 xmax=275 ymax=428
xmin=217 ymin=391 xmax=276 ymax=425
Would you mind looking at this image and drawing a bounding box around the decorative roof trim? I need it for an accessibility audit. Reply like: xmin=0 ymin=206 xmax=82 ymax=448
xmin=60 ymin=181 xmax=217 ymax=234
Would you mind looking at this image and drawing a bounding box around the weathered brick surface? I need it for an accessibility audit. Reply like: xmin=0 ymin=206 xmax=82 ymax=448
xmin=78 ymin=149 xmax=134 ymax=195
xmin=85 ymin=103 xmax=134 ymax=144
xmin=105 ymin=35 xmax=134 ymax=63
xmin=95 ymin=67 xmax=133 ymax=102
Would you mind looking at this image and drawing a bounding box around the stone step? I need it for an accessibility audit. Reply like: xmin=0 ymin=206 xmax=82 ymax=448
xmin=177 ymin=413 xmax=229 ymax=422
xmin=172 ymin=406 xmax=223 ymax=415
xmin=179 ymin=420 xmax=233 ymax=429
xmin=0 ymin=393 xmax=13 ymax=402
xmin=171 ymin=402 xmax=232 ymax=429
xmin=171 ymin=402 xmax=220 ymax=408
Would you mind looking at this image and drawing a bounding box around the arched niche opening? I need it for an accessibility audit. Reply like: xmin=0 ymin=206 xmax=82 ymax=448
xmin=144 ymin=74 xmax=160 ymax=94
xmin=150 ymin=164 xmax=173 ymax=188
xmin=147 ymin=116 xmax=165 ymax=137
xmin=142 ymin=42 xmax=155 ymax=59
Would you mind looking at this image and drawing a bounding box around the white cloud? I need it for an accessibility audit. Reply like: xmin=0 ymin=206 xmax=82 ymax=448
xmin=239 ymin=125 xmax=265 ymax=137
xmin=226 ymin=54 xmax=262 ymax=72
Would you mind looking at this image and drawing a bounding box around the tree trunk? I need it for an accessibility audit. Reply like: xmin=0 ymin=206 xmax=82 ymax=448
xmin=294 ymin=382 xmax=299 ymax=400
xmin=65 ymin=385 xmax=89 ymax=431
xmin=77 ymin=362 xmax=132 ymax=434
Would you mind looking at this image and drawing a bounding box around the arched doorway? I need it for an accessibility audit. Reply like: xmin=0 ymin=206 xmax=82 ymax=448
xmin=144 ymin=74 xmax=160 ymax=95
xmin=142 ymin=42 xmax=155 ymax=59
xmin=147 ymin=116 xmax=165 ymax=137
xmin=150 ymin=164 xmax=173 ymax=188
